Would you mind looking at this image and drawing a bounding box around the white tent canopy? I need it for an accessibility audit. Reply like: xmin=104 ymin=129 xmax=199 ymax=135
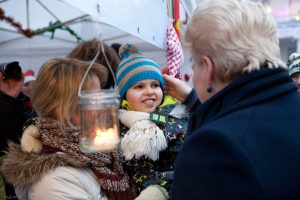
xmin=0 ymin=0 xmax=171 ymax=74
xmin=0 ymin=0 xmax=198 ymax=86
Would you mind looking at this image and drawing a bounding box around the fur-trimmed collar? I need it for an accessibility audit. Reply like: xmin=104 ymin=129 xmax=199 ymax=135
xmin=1 ymin=142 xmax=86 ymax=187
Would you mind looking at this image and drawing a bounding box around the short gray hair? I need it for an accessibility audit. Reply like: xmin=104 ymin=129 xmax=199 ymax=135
xmin=186 ymin=0 xmax=286 ymax=83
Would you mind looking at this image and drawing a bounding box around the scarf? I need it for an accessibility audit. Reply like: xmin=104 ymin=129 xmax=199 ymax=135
xmin=119 ymin=109 xmax=167 ymax=161
xmin=32 ymin=117 xmax=136 ymax=200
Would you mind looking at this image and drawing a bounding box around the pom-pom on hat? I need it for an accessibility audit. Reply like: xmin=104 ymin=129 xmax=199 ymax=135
xmin=287 ymin=52 xmax=300 ymax=77
xmin=116 ymin=44 xmax=164 ymax=100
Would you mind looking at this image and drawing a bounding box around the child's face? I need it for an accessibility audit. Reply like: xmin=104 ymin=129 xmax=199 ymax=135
xmin=125 ymin=79 xmax=163 ymax=113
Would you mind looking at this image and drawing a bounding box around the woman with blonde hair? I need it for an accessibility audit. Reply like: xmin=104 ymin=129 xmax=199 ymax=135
xmin=1 ymin=58 xmax=136 ymax=200
xmin=164 ymin=0 xmax=300 ymax=199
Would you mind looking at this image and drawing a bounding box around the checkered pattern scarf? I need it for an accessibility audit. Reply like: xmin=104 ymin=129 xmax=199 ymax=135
xmin=164 ymin=18 xmax=184 ymax=78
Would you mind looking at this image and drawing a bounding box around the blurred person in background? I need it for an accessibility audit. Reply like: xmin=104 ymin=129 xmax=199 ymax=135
xmin=0 ymin=61 xmax=24 ymax=199
xmin=287 ymin=52 xmax=300 ymax=92
xmin=22 ymin=70 xmax=35 ymax=100
xmin=110 ymin=43 xmax=122 ymax=59
xmin=67 ymin=38 xmax=120 ymax=89
xmin=22 ymin=70 xmax=37 ymax=120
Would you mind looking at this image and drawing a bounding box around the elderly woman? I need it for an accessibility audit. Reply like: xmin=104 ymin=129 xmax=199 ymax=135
xmin=164 ymin=0 xmax=300 ymax=199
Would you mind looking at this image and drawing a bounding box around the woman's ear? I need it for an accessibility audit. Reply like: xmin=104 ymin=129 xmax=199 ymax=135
xmin=202 ymin=56 xmax=214 ymax=85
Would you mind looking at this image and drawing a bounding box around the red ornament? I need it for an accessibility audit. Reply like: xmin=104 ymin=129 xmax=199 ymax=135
xmin=184 ymin=74 xmax=190 ymax=82
xmin=0 ymin=8 xmax=4 ymax=17
xmin=22 ymin=28 xmax=33 ymax=37
xmin=0 ymin=7 xmax=33 ymax=38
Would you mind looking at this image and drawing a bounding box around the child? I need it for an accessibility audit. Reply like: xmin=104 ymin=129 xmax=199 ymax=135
xmin=116 ymin=44 xmax=187 ymax=200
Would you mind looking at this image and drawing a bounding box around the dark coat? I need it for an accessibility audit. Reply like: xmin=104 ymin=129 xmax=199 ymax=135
xmin=0 ymin=91 xmax=24 ymax=156
xmin=0 ymin=91 xmax=35 ymax=156
xmin=172 ymin=68 xmax=300 ymax=200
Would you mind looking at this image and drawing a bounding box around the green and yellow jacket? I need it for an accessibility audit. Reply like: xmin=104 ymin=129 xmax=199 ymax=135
xmin=119 ymin=95 xmax=188 ymax=194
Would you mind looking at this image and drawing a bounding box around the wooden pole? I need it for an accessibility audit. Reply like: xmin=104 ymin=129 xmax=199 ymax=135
xmin=173 ymin=0 xmax=180 ymax=40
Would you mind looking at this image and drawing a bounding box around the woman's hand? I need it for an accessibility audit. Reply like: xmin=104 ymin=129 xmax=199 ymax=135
xmin=163 ymin=74 xmax=192 ymax=103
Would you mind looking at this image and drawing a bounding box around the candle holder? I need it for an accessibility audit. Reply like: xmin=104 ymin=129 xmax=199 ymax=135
xmin=79 ymin=89 xmax=120 ymax=153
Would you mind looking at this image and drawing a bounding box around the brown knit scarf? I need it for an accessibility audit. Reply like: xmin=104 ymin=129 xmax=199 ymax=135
xmin=31 ymin=117 xmax=136 ymax=200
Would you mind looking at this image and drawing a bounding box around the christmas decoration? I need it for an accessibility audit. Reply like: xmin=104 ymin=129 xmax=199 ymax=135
xmin=0 ymin=7 xmax=81 ymax=41
xmin=0 ymin=7 xmax=33 ymax=37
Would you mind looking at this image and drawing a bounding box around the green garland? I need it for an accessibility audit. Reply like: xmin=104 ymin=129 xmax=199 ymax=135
xmin=34 ymin=20 xmax=82 ymax=42
xmin=0 ymin=7 xmax=82 ymax=42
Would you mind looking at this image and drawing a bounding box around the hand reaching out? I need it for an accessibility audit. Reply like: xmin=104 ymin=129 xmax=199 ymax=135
xmin=0 ymin=72 xmax=24 ymax=98
xmin=163 ymin=74 xmax=192 ymax=103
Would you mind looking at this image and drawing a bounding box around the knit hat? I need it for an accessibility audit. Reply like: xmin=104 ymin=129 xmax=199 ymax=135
xmin=116 ymin=44 xmax=164 ymax=100
xmin=23 ymin=70 xmax=36 ymax=84
xmin=287 ymin=52 xmax=300 ymax=77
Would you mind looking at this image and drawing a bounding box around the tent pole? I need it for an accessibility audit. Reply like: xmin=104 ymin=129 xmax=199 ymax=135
xmin=33 ymin=14 xmax=89 ymax=35
xmin=36 ymin=0 xmax=59 ymax=20
xmin=0 ymin=0 xmax=10 ymax=3
xmin=173 ymin=0 xmax=180 ymax=40
xmin=103 ymin=33 xmax=130 ymax=42
xmin=26 ymin=0 xmax=30 ymax=28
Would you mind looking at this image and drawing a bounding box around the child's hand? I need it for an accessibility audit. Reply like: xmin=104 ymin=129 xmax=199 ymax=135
xmin=163 ymin=74 xmax=192 ymax=103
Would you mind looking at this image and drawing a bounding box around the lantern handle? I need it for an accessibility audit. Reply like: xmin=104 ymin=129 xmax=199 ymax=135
xmin=78 ymin=38 xmax=118 ymax=97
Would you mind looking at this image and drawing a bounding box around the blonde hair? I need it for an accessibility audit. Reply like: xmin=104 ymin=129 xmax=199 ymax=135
xmin=32 ymin=58 xmax=108 ymax=127
xmin=186 ymin=0 xmax=286 ymax=83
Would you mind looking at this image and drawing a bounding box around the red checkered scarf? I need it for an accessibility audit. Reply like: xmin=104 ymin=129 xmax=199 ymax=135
xmin=164 ymin=18 xmax=184 ymax=78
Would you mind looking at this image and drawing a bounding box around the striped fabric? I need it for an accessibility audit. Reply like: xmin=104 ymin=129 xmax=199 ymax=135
xmin=287 ymin=52 xmax=300 ymax=76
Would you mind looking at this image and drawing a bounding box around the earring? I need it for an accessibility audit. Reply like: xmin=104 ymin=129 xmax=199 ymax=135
xmin=206 ymin=87 xmax=213 ymax=93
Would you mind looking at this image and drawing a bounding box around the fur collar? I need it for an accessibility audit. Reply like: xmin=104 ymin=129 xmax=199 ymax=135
xmin=1 ymin=142 xmax=86 ymax=187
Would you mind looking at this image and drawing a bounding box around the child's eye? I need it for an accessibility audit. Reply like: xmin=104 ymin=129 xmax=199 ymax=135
xmin=152 ymin=83 xmax=160 ymax=88
xmin=134 ymin=85 xmax=143 ymax=89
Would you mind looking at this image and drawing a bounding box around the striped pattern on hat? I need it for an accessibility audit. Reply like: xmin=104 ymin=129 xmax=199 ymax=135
xmin=287 ymin=52 xmax=300 ymax=77
xmin=116 ymin=44 xmax=164 ymax=100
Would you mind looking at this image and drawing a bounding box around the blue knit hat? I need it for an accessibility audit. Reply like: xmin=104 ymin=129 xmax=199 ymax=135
xmin=116 ymin=44 xmax=164 ymax=100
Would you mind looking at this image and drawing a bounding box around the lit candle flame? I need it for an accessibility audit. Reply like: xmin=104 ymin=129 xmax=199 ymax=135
xmin=92 ymin=128 xmax=119 ymax=151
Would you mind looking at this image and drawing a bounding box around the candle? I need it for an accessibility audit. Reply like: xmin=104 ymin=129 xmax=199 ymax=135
xmin=79 ymin=89 xmax=120 ymax=153
xmin=92 ymin=128 xmax=119 ymax=151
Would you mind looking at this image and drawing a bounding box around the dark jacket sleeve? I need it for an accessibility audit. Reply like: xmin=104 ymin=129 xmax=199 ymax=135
xmin=182 ymin=89 xmax=202 ymax=136
xmin=0 ymin=91 xmax=24 ymax=155
xmin=171 ymin=129 xmax=266 ymax=200
xmin=182 ymin=89 xmax=200 ymax=115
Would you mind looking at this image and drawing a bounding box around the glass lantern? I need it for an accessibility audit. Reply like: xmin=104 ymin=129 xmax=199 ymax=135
xmin=79 ymin=89 xmax=120 ymax=153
